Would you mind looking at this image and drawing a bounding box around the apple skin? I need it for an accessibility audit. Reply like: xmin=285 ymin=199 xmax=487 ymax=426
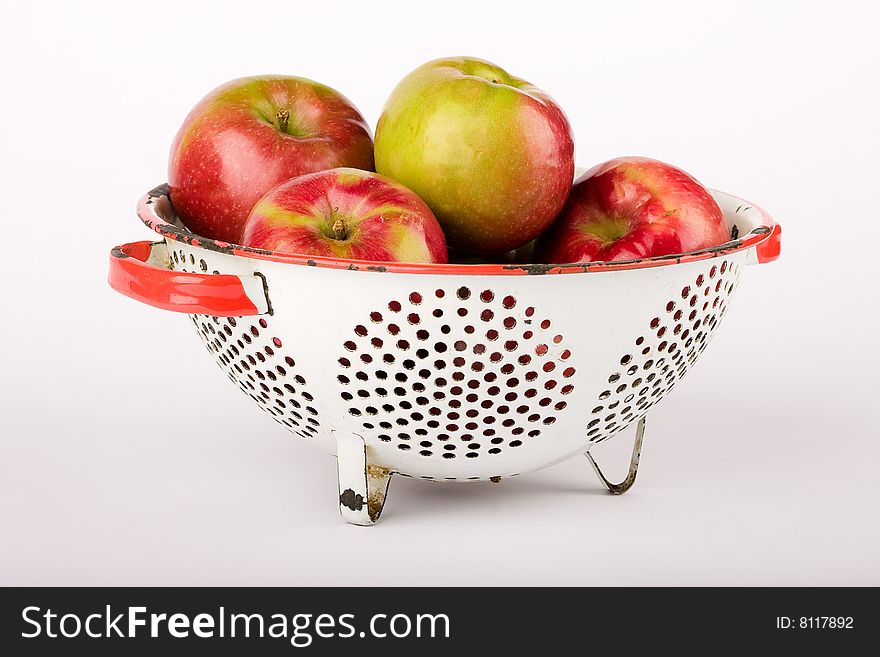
xmin=374 ymin=57 xmax=574 ymax=254
xmin=169 ymin=76 xmax=375 ymax=244
xmin=535 ymin=157 xmax=730 ymax=263
xmin=241 ymin=168 xmax=448 ymax=263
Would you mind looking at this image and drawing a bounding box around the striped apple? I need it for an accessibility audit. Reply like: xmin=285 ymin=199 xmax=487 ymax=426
xmin=241 ymin=168 xmax=448 ymax=263
xmin=169 ymin=76 xmax=374 ymax=244
xmin=536 ymin=157 xmax=730 ymax=263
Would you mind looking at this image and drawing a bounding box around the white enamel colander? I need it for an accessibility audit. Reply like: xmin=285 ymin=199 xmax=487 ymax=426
xmin=109 ymin=177 xmax=780 ymax=525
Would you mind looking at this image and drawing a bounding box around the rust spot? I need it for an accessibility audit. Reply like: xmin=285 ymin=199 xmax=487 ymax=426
xmin=489 ymin=476 xmax=502 ymax=484
xmin=366 ymin=465 xmax=391 ymax=518
xmin=366 ymin=265 xmax=388 ymax=273
xmin=148 ymin=183 xmax=171 ymax=199
xmin=339 ymin=488 xmax=365 ymax=511
xmin=253 ymin=271 xmax=273 ymax=315
xmin=503 ymin=262 xmax=589 ymax=275
xmin=366 ymin=464 xmax=389 ymax=478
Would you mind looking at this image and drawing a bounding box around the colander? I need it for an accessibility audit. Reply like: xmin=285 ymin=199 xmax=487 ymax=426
xmin=108 ymin=179 xmax=780 ymax=525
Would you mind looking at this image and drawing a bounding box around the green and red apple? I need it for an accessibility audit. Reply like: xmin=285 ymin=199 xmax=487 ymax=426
xmin=241 ymin=168 xmax=447 ymax=263
xmin=169 ymin=76 xmax=375 ymax=244
xmin=374 ymin=57 xmax=574 ymax=254
xmin=536 ymin=157 xmax=730 ymax=263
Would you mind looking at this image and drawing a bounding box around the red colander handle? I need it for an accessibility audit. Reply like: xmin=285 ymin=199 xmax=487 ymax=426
xmin=108 ymin=241 xmax=270 ymax=316
xmin=755 ymin=222 xmax=781 ymax=264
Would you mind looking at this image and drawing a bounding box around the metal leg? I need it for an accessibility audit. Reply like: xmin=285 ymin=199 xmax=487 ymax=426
xmin=585 ymin=416 xmax=646 ymax=495
xmin=335 ymin=432 xmax=392 ymax=526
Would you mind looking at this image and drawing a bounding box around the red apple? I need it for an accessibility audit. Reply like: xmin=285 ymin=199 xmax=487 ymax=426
xmin=536 ymin=157 xmax=730 ymax=263
xmin=241 ymin=168 xmax=448 ymax=263
xmin=374 ymin=57 xmax=574 ymax=254
xmin=169 ymin=76 xmax=375 ymax=244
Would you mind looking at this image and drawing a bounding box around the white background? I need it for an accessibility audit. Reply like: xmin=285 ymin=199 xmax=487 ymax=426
xmin=1 ymin=0 xmax=877 ymax=585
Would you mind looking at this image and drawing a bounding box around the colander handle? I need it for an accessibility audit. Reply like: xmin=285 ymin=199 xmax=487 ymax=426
xmin=753 ymin=222 xmax=782 ymax=264
xmin=108 ymin=240 xmax=270 ymax=316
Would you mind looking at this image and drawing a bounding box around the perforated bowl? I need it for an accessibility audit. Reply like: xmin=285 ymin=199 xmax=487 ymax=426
xmin=109 ymin=181 xmax=780 ymax=524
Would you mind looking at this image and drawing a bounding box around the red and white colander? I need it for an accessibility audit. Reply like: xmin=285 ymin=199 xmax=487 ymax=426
xmin=109 ymin=179 xmax=780 ymax=525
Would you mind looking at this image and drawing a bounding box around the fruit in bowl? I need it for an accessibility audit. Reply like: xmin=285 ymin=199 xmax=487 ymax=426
xmin=241 ymin=168 xmax=448 ymax=263
xmin=535 ymin=157 xmax=730 ymax=263
xmin=374 ymin=56 xmax=574 ymax=255
xmin=169 ymin=76 xmax=375 ymax=244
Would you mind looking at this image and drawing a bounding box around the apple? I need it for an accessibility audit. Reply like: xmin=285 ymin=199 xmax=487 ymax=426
xmin=535 ymin=157 xmax=730 ymax=263
xmin=169 ymin=76 xmax=375 ymax=244
xmin=241 ymin=168 xmax=448 ymax=263
xmin=374 ymin=57 xmax=574 ymax=254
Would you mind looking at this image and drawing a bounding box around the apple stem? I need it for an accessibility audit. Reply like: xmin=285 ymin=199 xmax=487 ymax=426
xmin=332 ymin=218 xmax=347 ymax=240
xmin=276 ymin=108 xmax=290 ymax=133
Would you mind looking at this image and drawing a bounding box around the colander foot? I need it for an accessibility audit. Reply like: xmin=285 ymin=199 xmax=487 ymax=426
xmin=585 ymin=416 xmax=646 ymax=495
xmin=335 ymin=432 xmax=393 ymax=526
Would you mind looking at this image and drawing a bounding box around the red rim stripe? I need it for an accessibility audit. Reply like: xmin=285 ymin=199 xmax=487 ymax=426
xmin=137 ymin=184 xmax=779 ymax=275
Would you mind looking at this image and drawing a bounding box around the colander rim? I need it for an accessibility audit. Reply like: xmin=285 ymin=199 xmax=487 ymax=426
xmin=137 ymin=183 xmax=776 ymax=276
